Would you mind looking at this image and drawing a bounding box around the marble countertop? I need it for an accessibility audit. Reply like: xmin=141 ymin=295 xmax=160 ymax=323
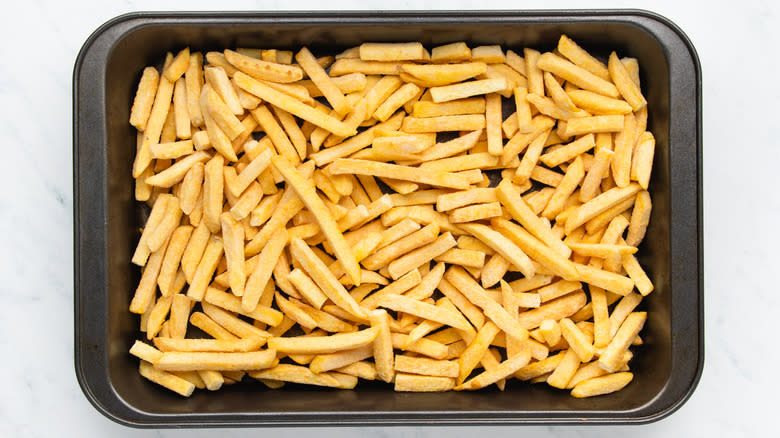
xmin=2 ymin=0 xmax=776 ymax=436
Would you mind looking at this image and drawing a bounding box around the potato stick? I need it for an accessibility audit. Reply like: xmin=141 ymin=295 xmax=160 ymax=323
xmin=563 ymin=115 xmax=624 ymax=138
xmin=293 ymin=301 xmax=357 ymax=333
xmin=477 ymin=254 xmax=508 ymax=289
xmin=566 ymin=183 xmax=641 ymax=234
xmin=458 ymin=235 xmax=494 ymax=255
xmin=539 ymin=135 xmax=595 ymax=169
xmin=457 ymin=223 xmax=535 ymax=278
xmin=570 ymin=371 xmax=633 ymax=398
xmin=154 ymin=337 xmax=264 ymax=353
xmin=269 ymin=326 xmax=378 ymax=355
xmin=357 ymin=42 xmax=423 ymax=61
xmin=566 ymin=89 xmax=633 ymax=115
xmin=401 ymin=62 xmax=486 ymax=86
xmin=138 ymin=361 xmax=195 ymax=397
xmin=546 ymin=348 xmax=581 ymax=389
xmin=205 ymin=66 xmax=242 ymax=116
xmin=428 ymin=41 xmax=470 ymax=63
xmin=180 ymin=52 xmax=205 ymax=127
xmin=516 ymin=290 xmax=588 ymax=330
xmin=358 ymin=309 xmax=394 ymax=383
xmin=299 ymin=73 xmax=367 ymax=97
xmin=539 ymin=319 xmax=562 ymax=347
xmin=248 ymin=106 xmax=298 ymax=165
xmin=429 ymin=78 xmax=506 ymax=103
xmin=401 ymin=114 xmax=486 ymax=133
xmin=388 ymin=232 xmax=456 ymax=280
xmin=608 ymin=52 xmax=646 ymax=111
xmin=360 ymin=269 xmax=422 ymax=309
xmin=180 ymin=220 xmax=210 ymax=282
xmin=145 ymin=295 xmax=173 ymax=339
xmin=197 ymin=304 xmax=266 ymax=341
xmin=611 ymin=113 xmax=636 ymax=188
xmin=250 ymin=363 xmax=345 ymax=387
xmin=536 ymin=280 xmax=581 ymax=303
xmin=205 ymin=51 xmax=238 ymax=76
xmin=437 ymin=277 xmax=486 ymax=330
xmin=419 ymin=152 xmax=498 ymax=172
xmin=500 ymin=115 xmax=555 ymax=166
xmin=446 ymin=199 xmax=501 ymax=223
xmin=459 ymin=346 xmax=532 ymax=390
xmin=223 ymin=49 xmax=302 ymax=83
xmin=391 ymin=333 xmax=449 ymax=359
xmin=413 ymin=97 xmax=485 ymax=118
xmin=289 ymin=239 xmax=366 ymax=319
xmin=445 ymin=266 xmax=529 ymax=342
xmin=333 ymin=361 xmax=377 ymax=380
xmin=274 ymin=292 xmax=317 ymax=330
xmin=130 ymin=67 xmax=160 ymax=130
xmin=580 ymin=145 xmax=614 ymax=203
xmin=248 ymin=194 xmax=281 ymax=229
xmin=541 ymin=72 xmax=576 ymax=111
xmin=234 ymin=72 xmax=354 ymax=137
xmin=395 ymin=355 xmax=459 ymax=378
xmin=510 ymin=87 xmax=534 ymax=135
xmin=573 ymin=260 xmax=634 ymax=294
xmin=537 ymin=52 xmax=619 ymax=98
xmin=156 ymin=349 xmax=276 ymax=372
xmin=157 ymin=225 xmax=193 ymax=296
xmin=622 ymin=253 xmax=653 ymax=296
xmin=434 ymin=248 xmax=486 ymax=269
xmin=229 ymin=148 xmax=272 ymax=198
xmin=394 ymin=373 xmax=455 ymax=392
xmin=457 ymin=321 xmax=500 ymax=383
xmin=516 ymin=48 xmax=542 ymax=96
xmin=509 ymin=276 xmax=553 ymax=296
xmin=194 ymin=154 xmax=223 ymax=233
xmin=584 ymin=196 xmax=635 ymax=235
xmin=600 ymin=312 xmax=646 ymax=372
xmin=291 ymin=47 xmax=349 ymax=117
xmin=559 ymin=318 xmax=595 ymax=362
xmin=568 ymin=243 xmax=637 ymax=258
xmin=416 ymin=130 xmax=482 ymax=163
xmin=272 ymin=160 xmax=360 ymax=286
xmin=186 ymin=235 xmax=223 ymax=301
xmin=241 ymin=228 xmax=287 ymax=311
xmin=330 ymin=159 xmax=470 ymax=191
xmin=199 ymin=88 xmax=238 ymax=161
xmin=377 ymin=293 xmax=472 ymax=331
xmin=229 ymin=181 xmax=263 ymax=221
xmin=165 ymin=294 xmax=191 ymax=339
xmin=133 ymin=70 xmax=175 ymax=177
xmin=130 ymin=340 xmax=163 ymax=363
xmin=216 ymin=213 xmax=245 ymax=297
xmin=310 ymin=345 xmax=374 ymax=374
xmin=203 ymin=287 xmax=281 ymax=327
xmin=371 ymin=83 xmax=419 ymax=122
xmin=542 ymin=156 xmax=585 ymax=220
xmin=607 ymin=292 xmax=644 ymax=342
xmin=631 ymin=132 xmax=655 ymax=190
xmin=287 ymin=268 xmax=328 ymax=309
xmin=192 ymin=130 xmax=210 ymax=151
xmin=626 ymin=191 xmax=652 ymax=248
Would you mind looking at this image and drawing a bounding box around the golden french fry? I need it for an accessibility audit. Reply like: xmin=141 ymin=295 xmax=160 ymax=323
xmin=402 ymin=62 xmax=487 ymax=86
xmin=571 ymin=371 xmax=633 ymax=398
xmin=537 ymin=52 xmax=619 ymax=98
xmin=130 ymin=67 xmax=160 ymax=130
xmin=566 ymin=183 xmax=641 ymax=234
xmin=395 ymin=355 xmax=459 ymax=378
xmin=458 ymin=347 xmax=531 ymax=390
xmin=429 ymin=78 xmax=506 ymax=103
xmin=269 ymin=327 xmax=379 ymax=354
xmin=394 ymin=373 xmax=455 ymax=392
xmin=388 ymin=232 xmax=456 ymax=280
xmin=608 ymin=52 xmax=646 ymax=111
xmin=567 ymin=90 xmax=632 ymax=115
xmin=156 ymin=349 xmax=276 ymax=372
xmin=153 ymin=337 xmax=264 ymax=352
xmin=547 ymin=348 xmax=581 ymax=389
xmin=157 ymin=225 xmax=193 ymax=296
xmin=249 ymin=364 xmax=342 ymax=387
xmin=431 ymin=42 xmax=471 ymax=63
xmin=369 ymin=309 xmax=395 ymax=383
xmin=631 ymin=132 xmax=655 ymax=190
xmin=360 ymin=42 xmax=425 ymax=61
xmin=309 ymin=345 xmax=374 ymax=374
xmin=599 ymin=312 xmax=646 ymax=372
xmin=139 ymin=361 xmax=195 ymax=396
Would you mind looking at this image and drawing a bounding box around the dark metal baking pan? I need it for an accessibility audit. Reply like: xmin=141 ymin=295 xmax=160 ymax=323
xmin=74 ymin=9 xmax=703 ymax=427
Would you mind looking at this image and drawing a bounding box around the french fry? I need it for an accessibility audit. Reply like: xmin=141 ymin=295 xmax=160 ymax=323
xmin=157 ymin=225 xmax=193 ymax=296
xmin=599 ymin=312 xmax=646 ymax=372
xmin=565 ymin=183 xmax=641 ymax=234
xmin=458 ymin=347 xmax=531 ymax=390
xmin=608 ymin=292 xmax=644 ymax=341
xmin=394 ymin=355 xmax=459 ymax=378
xmin=402 ymin=62 xmax=487 ymax=87
xmin=547 ymin=348 xmax=581 ymax=389
xmin=269 ymin=327 xmax=379 ymax=354
xmin=394 ymin=373 xmax=455 ymax=392
xmin=401 ymin=114 xmax=486 ymax=133
xmin=611 ymin=113 xmax=636 ymax=188
xmin=622 ymin=252 xmax=653 ymax=296
xmin=376 ymin=293 xmax=471 ymax=331
xmin=153 ymin=337 xmax=264 ymax=353
xmin=249 ymin=364 xmax=341 ymax=387
xmin=537 ymin=52 xmax=619 ymax=98
xmin=571 ymin=371 xmax=633 ymax=398
xmin=457 ymin=223 xmax=535 ymax=278
xmin=429 ymin=78 xmax=506 ymax=103
xmin=626 ymin=190 xmax=652 ymax=247
xmin=631 ymin=132 xmax=655 ymax=190
xmin=288 ymin=268 xmax=328 ymax=309
xmin=445 ymin=266 xmax=529 ymax=342
xmin=360 ymin=42 xmax=425 ymax=61
xmin=133 ymin=62 xmax=175 ymax=176
xmin=309 ymin=345 xmax=374 ymax=374
xmin=608 ymin=52 xmax=646 ymax=111
xmin=523 ymin=48 xmax=544 ymax=96
xmin=501 ymin=115 xmax=555 ymax=166
xmin=514 ymin=86 xmax=534 ymax=133
xmin=329 ymin=159 xmax=469 ymax=190
xmin=204 ymin=287 xmax=281 ymax=327
xmin=139 ymin=361 xmax=195 ymax=397
xmin=130 ymin=67 xmax=160 ymax=130
xmin=388 ymin=232 xmax=457 ymax=280
xmin=516 ymin=290 xmax=587 ymax=330
xmin=156 ymin=349 xmax=276 ymax=372
xmin=559 ymin=318 xmax=595 ymax=362
xmin=369 ymin=309 xmax=395 ymax=383
xmin=218 ymin=213 xmax=246 ymax=297
xmin=431 ymin=42 xmax=471 ymax=63
xmin=567 ymin=90 xmax=632 ymax=115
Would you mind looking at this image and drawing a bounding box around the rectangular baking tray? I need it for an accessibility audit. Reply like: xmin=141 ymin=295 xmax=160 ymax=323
xmin=73 ymin=10 xmax=703 ymax=427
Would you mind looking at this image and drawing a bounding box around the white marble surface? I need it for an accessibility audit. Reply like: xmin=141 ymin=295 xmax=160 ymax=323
xmin=0 ymin=0 xmax=776 ymax=435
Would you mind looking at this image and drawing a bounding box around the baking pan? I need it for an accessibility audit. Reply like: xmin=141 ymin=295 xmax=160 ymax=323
xmin=74 ymin=10 xmax=702 ymax=427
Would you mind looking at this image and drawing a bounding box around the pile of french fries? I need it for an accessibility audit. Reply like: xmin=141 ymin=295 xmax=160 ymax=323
xmin=128 ymin=36 xmax=655 ymax=398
